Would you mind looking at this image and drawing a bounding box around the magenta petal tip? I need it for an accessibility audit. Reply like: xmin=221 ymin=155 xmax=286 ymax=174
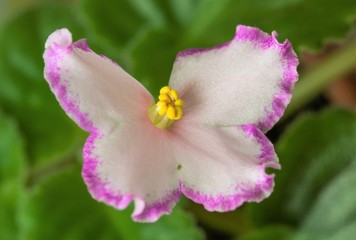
xmin=45 ymin=28 xmax=72 ymax=49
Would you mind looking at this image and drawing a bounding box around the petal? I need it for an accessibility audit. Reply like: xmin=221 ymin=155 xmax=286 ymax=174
xmin=169 ymin=25 xmax=298 ymax=132
xmin=170 ymin=120 xmax=279 ymax=211
xmin=43 ymin=28 xmax=153 ymax=134
xmin=82 ymin=117 xmax=181 ymax=222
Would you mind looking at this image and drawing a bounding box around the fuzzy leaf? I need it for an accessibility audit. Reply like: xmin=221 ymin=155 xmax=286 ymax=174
xmin=300 ymin=158 xmax=356 ymax=239
xmin=251 ymin=108 xmax=356 ymax=234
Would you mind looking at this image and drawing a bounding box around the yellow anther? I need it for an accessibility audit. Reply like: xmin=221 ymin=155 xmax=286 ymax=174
xmin=174 ymin=99 xmax=184 ymax=107
xmin=170 ymin=90 xmax=178 ymax=101
xmin=157 ymin=104 xmax=168 ymax=115
xmin=158 ymin=94 xmax=171 ymax=103
xmin=166 ymin=106 xmax=176 ymax=120
xmin=160 ymin=86 xmax=171 ymax=94
xmin=156 ymin=101 xmax=167 ymax=107
xmin=158 ymin=94 xmax=168 ymax=101
xmin=174 ymin=107 xmax=183 ymax=120
xmin=148 ymin=86 xmax=184 ymax=129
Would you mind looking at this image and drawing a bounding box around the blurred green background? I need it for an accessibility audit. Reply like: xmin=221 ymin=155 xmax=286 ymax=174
xmin=0 ymin=0 xmax=356 ymax=239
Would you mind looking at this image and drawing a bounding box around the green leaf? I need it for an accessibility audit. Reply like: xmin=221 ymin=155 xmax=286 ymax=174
xmin=0 ymin=182 xmax=24 ymax=240
xmin=141 ymin=208 xmax=204 ymax=240
xmin=131 ymin=28 xmax=179 ymax=94
xmin=322 ymin=221 xmax=356 ymax=240
xmin=0 ymin=4 xmax=85 ymax=169
xmin=251 ymin=108 xmax=356 ymax=227
xmin=19 ymin=165 xmax=124 ymax=240
xmin=300 ymin=158 xmax=356 ymax=238
xmin=168 ymin=0 xmax=215 ymax=28
xmin=187 ymin=0 xmax=356 ymax=50
xmin=0 ymin=111 xmax=27 ymax=182
xmin=79 ymin=0 xmax=166 ymax=61
xmin=0 ymin=111 xmax=27 ymax=240
xmin=239 ymin=225 xmax=295 ymax=240
xmin=19 ymin=165 xmax=203 ymax=240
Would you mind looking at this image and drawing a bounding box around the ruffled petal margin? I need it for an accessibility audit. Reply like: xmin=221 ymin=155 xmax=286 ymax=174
xmin=170 ymin=121 xmax=279 ymax=211
xmin=82 ymin=121 xmax=181 ymax=222
xmin=169 ymin=25 xmax=298 ymax=132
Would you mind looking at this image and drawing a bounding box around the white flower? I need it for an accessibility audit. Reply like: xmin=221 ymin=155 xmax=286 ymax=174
xmin=43 ymin=25 xmax=298 ymax=222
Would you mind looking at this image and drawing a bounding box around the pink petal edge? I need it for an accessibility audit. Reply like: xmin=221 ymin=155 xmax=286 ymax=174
xmin=179 ymin=124 xmax=279 ymax=211
xmin=176 ymin=25 xmax=299 ymax=133
xmin=82 ymin=132 xmax=182 ymax=222
xmin=181 ymin=175 xmax=275 ymax=211
xmin=44 ymin=31 xmax=92 ymax=131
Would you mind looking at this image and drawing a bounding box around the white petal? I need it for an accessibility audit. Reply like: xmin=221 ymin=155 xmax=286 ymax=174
xmin=43 ymin=28 xmax=153 ymax=134
xmin=170 ymin=121 xmax=280 ymax=211
xmin=169 ymin=25 xmax=298 ymax=132
xmin=82 ymin=118 xmax=181 ymax=222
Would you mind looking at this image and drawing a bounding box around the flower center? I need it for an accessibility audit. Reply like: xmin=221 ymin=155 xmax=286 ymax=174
xmin=148 ymin=86 xmax=184 ymax=129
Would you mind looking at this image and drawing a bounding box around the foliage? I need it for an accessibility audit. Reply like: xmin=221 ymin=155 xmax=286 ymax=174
xmin=249 ymin=108 xmax=356 ymax=240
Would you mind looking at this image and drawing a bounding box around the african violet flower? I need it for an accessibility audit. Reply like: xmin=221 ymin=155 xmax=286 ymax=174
xmin=43 ymin=25 xmax=298 ymax=222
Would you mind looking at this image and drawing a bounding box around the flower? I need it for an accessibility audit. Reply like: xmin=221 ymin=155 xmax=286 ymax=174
xmin=43 ymin=25 xmax=298 ymax=222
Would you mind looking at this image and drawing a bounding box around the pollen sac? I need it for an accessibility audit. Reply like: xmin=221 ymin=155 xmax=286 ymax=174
xmin=148 ymin=86 xmax=184 ymax=129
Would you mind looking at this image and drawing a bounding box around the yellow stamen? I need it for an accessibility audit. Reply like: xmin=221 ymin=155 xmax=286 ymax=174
xmin=157 ymin=104 xmax=168 ymax=115
xmin=160 ymin=86 xmax=171 ymax=94
xmin=148 ymin=86 xmax=184 ymax=129
xmin=166 ymin=106 xmax=176 ymax=120
xmin=174 ymin=107 xmax=183 ymax=120
xmin=174 ymin=99 xmax=184 ymax=107
xmin=158 ymin=94 xmax=170 ymax=102
xmin=170 ymin=90 xmax=178 ymax=101
xmin=156 ymin=101 xmax=167 ymax=107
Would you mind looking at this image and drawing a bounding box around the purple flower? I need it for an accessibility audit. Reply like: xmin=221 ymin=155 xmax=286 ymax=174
xmin=43 ymin=25 xmax=298 ymax=222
